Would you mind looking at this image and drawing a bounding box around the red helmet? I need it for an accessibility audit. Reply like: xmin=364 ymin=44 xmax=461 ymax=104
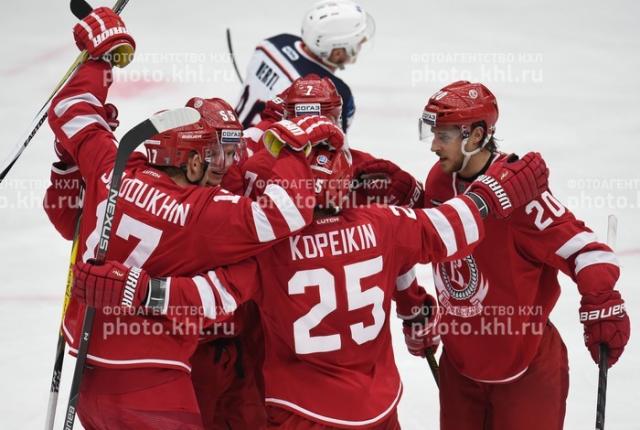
xmin=284 ymin=74 xmax=343 ymax=126
xmin=420 ymin=81 xmax=499 ymax=138
xmin=309 ymin=145 xmax=353 ymax=211
xmin=144 ymin=97 xmax=243 ymax=170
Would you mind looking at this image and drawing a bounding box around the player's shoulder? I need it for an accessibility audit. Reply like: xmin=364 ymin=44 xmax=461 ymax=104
xmin=264 ymin=33 xmax=301 ymax=48
xmin=350 ymin=148 xmax=376 ymax=168
xmin=340 ymin=204 xmax=399 ymax=226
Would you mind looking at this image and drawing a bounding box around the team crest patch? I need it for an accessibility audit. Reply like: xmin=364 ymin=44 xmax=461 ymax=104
xmin=434 ymin=255 xmax=489 ymax=318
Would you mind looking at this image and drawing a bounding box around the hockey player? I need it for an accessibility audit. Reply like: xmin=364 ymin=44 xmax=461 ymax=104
xmin=47 ymin=8 xmax=337 ymax=429
xmin=72 ymin=140 xmax=550 ymax=428
xmin=208 ymin=75 xmax=421 ymax=427
xmin=234 ymin=74 xmax=424 ymax=208
xmin=409 ymin=80 xmax=630 ymax=429
xmin=235 ymin=0 xmax=375 ymax=131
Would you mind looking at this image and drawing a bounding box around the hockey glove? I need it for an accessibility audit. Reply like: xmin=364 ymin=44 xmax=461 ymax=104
xmin=579 ymin=290 xmax=630 ymax=368
xmin=263 ymin=119 xmax=312 ymax=157
xmin=73 ymin=7 xmax=136 ymax=68
xmin=466 ymin=152 xmax=548 ymax=219
xmin=402 ymin=294 xmax=441 ymax=357
xmin=73 ymin=260 xmax=150 ymax=310
xmin=353 ymin=159 xmax=424 ymax=207
xmin=294 ymin=115 xmax=345 ymax=150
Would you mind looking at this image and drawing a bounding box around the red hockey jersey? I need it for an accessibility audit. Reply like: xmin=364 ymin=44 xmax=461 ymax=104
xmin=43 ymin=162 xmax=83 ymax=240
xmin=423 ymin=153 xmax=620 ymax=382
xmin=163 ymin=197 xmax=484 ymax=427
xmin=47 ymin=60 xmax=316 ymax=372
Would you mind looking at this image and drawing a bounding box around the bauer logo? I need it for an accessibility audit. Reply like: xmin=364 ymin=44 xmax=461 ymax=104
xmin=295 ymin=103 xmax=321 ymax=116
xmin=422 ymin=111 xmax=437 ymax=126
xmin=221 ymin=129 xmax=242 ymax=144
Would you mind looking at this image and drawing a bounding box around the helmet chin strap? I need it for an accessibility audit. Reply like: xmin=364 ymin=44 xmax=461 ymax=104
xmin=456 ymin=133 xmax=493 ymax=173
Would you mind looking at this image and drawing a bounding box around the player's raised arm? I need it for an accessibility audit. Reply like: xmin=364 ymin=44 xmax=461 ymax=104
xmin=388 ymin=152 xmax=549 ymax=265
xmin=47 ymin=8 xmax=135 ymax=183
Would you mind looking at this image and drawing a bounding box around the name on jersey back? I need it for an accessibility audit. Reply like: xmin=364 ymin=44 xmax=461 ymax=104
xmin=289 ymin=222 xmax=377 ymax=261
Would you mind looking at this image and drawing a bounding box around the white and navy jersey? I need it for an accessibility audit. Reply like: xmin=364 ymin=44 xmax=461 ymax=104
xmin=235 ymin=33 xmax=355 ymax=131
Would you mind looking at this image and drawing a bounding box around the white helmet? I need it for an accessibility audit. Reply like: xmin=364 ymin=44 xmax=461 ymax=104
xmin=301 ymin=0 xmax=375 ymax=67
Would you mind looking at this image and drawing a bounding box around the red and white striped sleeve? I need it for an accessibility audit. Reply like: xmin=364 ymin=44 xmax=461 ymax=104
xmin=47 ymin=60 xmax=117 ymax=184
xmin=195 ymin=182 xmax=314 ymax=267
xmin=513 ymin=197 xmax=620 ymax=296
xmin=158 ymin=258 xmax=260 ymax=326
xmin=393 ymin=265 xmax=430 ymax=320
xmin=383 ymin=194 xmax=485 ymax=265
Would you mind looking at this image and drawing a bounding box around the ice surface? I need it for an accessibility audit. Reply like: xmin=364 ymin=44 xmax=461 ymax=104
xmin=0 ymin=1 xmax=638 ymax=428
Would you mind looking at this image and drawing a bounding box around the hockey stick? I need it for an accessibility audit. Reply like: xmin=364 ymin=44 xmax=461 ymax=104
xmin=43 ymin=3 xmax=130 ymax=427
xmin=226 ymin=28 xmax=244 ymax=84
xmin=44 ymin=219 xmax=81 ymax=430
xmin=0 ymin=0 xmax=130 ymax=184
xmin=69 ymin=0 xmax=93 ymax=19
xmin=425 ymin=351 xmax=440 ymax=388
xmin=595 ymin=214 xmax=617 ymax=430
xmin=61 ymin=107 xmax=200 ymax=430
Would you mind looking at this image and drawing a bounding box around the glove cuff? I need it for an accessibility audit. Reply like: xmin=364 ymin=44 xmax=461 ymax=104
xmin=465 ymin=191 xmax=490 ymax=218
xmin=145 ymin=277 xmax=169 ymax=314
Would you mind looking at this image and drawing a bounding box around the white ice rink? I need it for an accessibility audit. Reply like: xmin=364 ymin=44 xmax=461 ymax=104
xmin=0 ymin=0 xmax=638 ymax=428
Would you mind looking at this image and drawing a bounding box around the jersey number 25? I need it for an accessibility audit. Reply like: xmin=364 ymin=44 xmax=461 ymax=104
xmin=289 ymin=256 xmax=385 ymax=354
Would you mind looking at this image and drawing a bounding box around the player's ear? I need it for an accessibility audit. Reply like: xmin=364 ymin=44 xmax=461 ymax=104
xmin=185 ymin=151 xmax=204 ymax=183
xmin=468 ymin=126 xmax=485 ymax=150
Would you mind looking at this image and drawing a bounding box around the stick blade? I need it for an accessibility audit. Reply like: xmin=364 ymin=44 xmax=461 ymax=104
xmin=149 ymin=107 xmax=200 ymax=134
xmin=607 ymin=214 xmax=618 ymax=249
xmin=70 ymin=0 xmax=93 ymax=19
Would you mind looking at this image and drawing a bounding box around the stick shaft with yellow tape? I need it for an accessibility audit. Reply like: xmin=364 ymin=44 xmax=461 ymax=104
xmin=44 ymin=218 xmax=81 ymax=430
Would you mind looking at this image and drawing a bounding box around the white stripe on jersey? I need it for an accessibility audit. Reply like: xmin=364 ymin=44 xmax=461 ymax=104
xmin=206 ymin=270 xmax=238 ymax=314
xmin=395 ymin=266 xmax=417 ymax=292
xmin=63 ymin=321 xmax=192 ymax=372
xmin=266 ymin=381 xmax=402 ymax=427
xmin=251 ymin=201 xmax=277 ymax=242
xmin=555 ymin=232 xmax=599 ymax=259
xmin=61 ymin=114 xmax=111 ymax=138
xmin=423 ymin=207 xmax=457 ymax=257
xmin=54 ymin=92 xmax=103 ymax=117
xmin=67 ymin=345 xmax=192 ymax=372
xmin=193 ymin=275 xmax=217 ymax=319
xmin=444 ymin=197 xmax=479 ymax=245
xmin=574 ymin=250 xmax=619 ymax=275
xmin=264 ymin=184 xmax=306 ymax=233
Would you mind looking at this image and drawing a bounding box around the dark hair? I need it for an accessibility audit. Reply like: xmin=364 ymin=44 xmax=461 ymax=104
xmin=471 ymin=121 xmax=498 ymax=153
